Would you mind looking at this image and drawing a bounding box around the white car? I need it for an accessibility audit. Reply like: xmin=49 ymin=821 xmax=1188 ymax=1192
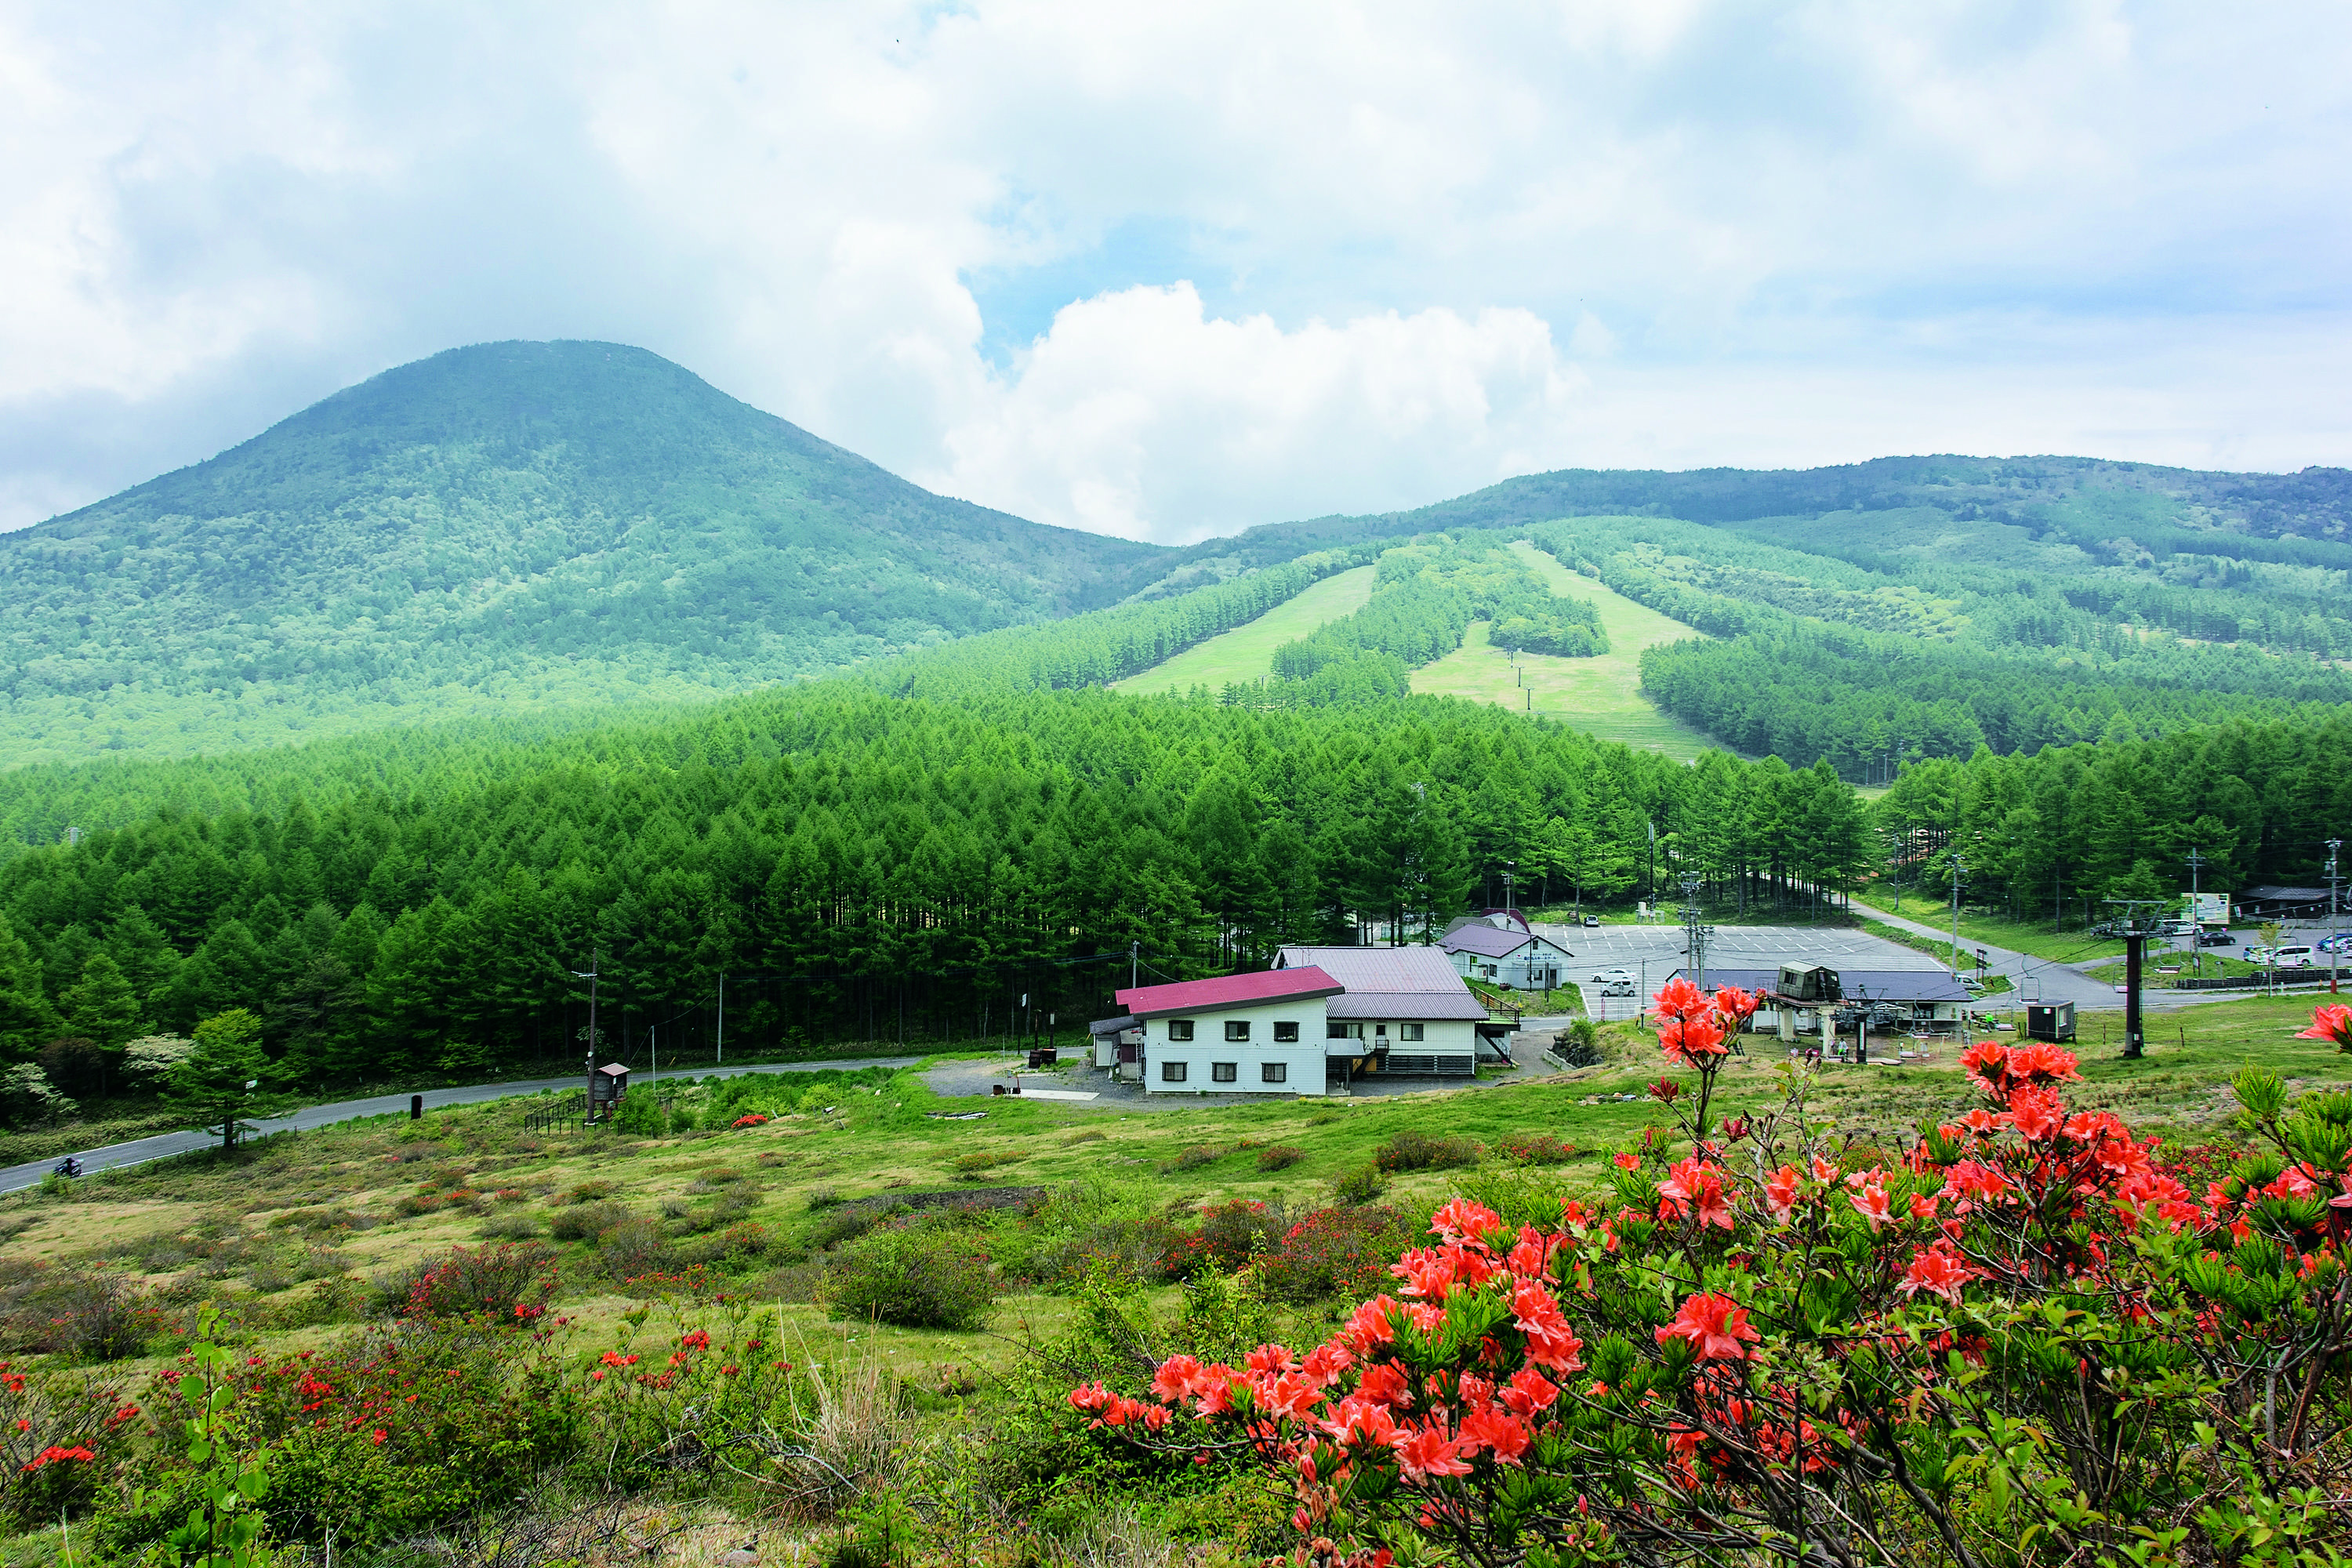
xmin=2275 ymin=945 xmax=2316 ymax=970
xmin=1590 ymin=967 xmax=1635 ymax=986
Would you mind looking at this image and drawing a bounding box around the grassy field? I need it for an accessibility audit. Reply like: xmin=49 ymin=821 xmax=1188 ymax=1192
xmin=2 ymin=990 xmax=2341 ymax=1562
xmin=1110 ymin=564 xmax=1377 ymax=694
xmin=1860 ymin=887 xmax=2129 ymax=964
xmin=1409 ymin=543 xmax=1720 ymax=759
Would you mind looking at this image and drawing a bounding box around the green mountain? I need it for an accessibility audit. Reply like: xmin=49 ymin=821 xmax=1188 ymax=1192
xmin=0 ymin=340 xmax=1170 ymax=764
xmin=1168 ymin=453 xmax=2352 ymax=574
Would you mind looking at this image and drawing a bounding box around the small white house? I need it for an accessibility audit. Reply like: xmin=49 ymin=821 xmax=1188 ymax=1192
xmin=1112 ymin=968 xmax=1342 ymax=1096
xmin=1437 ymin=924 xmax=1577 ymax=990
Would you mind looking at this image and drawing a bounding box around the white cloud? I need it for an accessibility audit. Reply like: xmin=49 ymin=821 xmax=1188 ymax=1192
xmin=928 ymin=284 xmax=1586 ymax=541
xmin=0 ymin=0 xmax=2347 ymax=538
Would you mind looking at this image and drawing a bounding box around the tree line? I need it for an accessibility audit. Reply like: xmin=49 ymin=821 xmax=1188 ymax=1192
xmin=0 ymin=681 xmax=1866 ymax=1116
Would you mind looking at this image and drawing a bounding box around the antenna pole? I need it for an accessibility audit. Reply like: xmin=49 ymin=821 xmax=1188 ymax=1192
xmin=572 ymin=962 xmax=599 ymax=1125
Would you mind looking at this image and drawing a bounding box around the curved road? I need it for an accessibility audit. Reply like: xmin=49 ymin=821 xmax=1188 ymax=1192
xmin=0 ymin=1057 xmax=920 ymax=1197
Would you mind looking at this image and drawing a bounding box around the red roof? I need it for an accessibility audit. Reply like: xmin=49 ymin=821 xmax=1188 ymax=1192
xmin=1116 ymin=967 xmax=1342 ymax=1018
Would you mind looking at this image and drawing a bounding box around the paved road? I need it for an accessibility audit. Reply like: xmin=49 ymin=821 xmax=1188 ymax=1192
xmin=0 ymin=1056 xmax=920 ymax=1196
xmin=1844 ymin=902 xmax=2265 ymax=1015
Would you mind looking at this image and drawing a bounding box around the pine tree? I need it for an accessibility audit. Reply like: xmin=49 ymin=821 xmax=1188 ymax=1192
xmin=0 ymin=913 xmax=60 ymax=1065
xmin=163 ymin=1009 xmax=295 ymax=1152
xmin=64 ymin=952 xmax=143 ymax=1052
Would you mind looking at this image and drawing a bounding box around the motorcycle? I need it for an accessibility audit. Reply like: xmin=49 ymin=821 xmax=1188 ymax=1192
xmin=50 ymin=1156 xmax=82 ymax=1179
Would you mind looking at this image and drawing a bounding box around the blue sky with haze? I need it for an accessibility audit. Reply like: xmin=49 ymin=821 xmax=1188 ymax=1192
xmin=2 ymin=2 xmax=2346 ymax=544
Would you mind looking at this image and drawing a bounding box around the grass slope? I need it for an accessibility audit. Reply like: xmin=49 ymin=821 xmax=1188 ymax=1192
xmin=1409 ymin=542 xmax=1719 ymax=758
xmin=0 ymin=340 xmax=1171 ymax=768
xmin=1109 ymin=564 xmax=1378 ymax=694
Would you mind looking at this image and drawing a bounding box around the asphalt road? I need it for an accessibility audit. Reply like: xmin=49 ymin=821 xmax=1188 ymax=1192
xmin=0 ymin=1056 xmax=920 ymax=1196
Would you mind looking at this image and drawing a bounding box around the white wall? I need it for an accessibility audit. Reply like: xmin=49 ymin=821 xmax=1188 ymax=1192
xmin=1142 ymin=998 xmax=1328 ymax=1095
xmin=1330 ymin=1015 xmax=1479 ymax=1054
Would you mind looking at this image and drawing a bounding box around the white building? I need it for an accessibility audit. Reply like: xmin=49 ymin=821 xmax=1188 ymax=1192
xmin=1105 ymin=946 xmax=1498 ymax=1095
xmin=1436 ymin=923 xmax=1577 ymax=990
xmin=1112 ymin=967 xmax=1343 ymax=1095
xmin=1276 ymin=946 xmax=1494 ymax=1081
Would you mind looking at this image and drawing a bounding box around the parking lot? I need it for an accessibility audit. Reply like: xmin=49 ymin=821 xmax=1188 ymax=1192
xmin=1534 ymin=921 xmax=1947 ymax=1021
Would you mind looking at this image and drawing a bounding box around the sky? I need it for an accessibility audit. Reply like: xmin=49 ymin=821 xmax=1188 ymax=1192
xmin=3 ymin=2 xmax=2348 ymax=545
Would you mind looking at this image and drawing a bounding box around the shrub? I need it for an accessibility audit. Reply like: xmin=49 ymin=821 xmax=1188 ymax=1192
xmin=385 ymin=1242 xmax=559 ymax=1322
xmin=1164 ymin=1199 xmax=1283 ymax=1277
xmin=0 ymin=1356 xmax=140 ymax=1530
xmin=805 ymin=1185 xmax=843 ymax=1210
xmin=597 ymin=1216 xmax=673 ymax=1282
xmin=732 ymin=1112 xmax=770 ymax=1128
xmin=0 ymin=1265 xmax=148 ymax=1360
xmin=1555 ymin=1015 xmax=1604 ymax=1066
xmin=824 ymin=1221 xmax=997 ymax=1330
xmin=808 ymin=1207 xmax=887 ymax=1253
xmin=118 ymin=1319 xmax=579 ymax=1552
xmin=1372 ymin=1127 xmax=1479 ymax=1172
xmin=547 ymin=1199 xmax=628 ymax=1241
xmin=952 ymin=1150 xmax=1023 ymax=1175
xmin=1330 ymin=1163 xmax=1389 ymax=1207
xmin=1255 ymin=1144 xmax=1306 ymax=1171
xmin=1252 ymin=1206 xmax=1414 ymax=1303
xmin=1071 ymin=990 xmax=2352 ymax=1568
xmin=1495 ymin=1131 xmax=1576 ymax=1164
xmin=1161 ymin=1144 xmax=1221 ymax=1173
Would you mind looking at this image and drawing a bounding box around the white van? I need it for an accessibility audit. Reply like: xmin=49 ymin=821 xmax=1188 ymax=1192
xmin=2275 ymin=945 xmax=2315 ymax=970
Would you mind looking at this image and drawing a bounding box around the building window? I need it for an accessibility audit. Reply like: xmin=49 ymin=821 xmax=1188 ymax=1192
xmin=1261 ymin=1062 xmax=1287 ymax=1083
xmin=1161 ymin=1062 xmax=1188 ymax=1083
xmin=1399 ymin=1022 xmax=1425 ymax=1041
xmin=1225 ymin=1020 xmax=1251 ymax=1042
xmin=1167 ymin=1020 xmax=1194 ymax=1041
xmin=1327 ymin=1021 xmax=1363 ymax=1040
xmin=1212 ymin=1062 xmax=1237 ymax=1083
xmin=1272 ymin=1021 xmax=1299 ymax=1042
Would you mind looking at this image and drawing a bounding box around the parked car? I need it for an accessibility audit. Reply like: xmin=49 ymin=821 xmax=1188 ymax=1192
xmin=2318 ymin=933 xmax=2352 ymax=953
xmin=2274 ymin=945 xmax=2316 ymax=969
xmin=2161 ymin=920 xmax=2198 ymax=938
xmin=1591 ymin=967 xmax=1635 ymax=985
xmin=1598 ymin=980 xmax=1638 ymax=998
xmin=1581 ymin=914 xmax=1602 ymax=928
xmin=2196 ymin=928 xmax=2234 ymax=946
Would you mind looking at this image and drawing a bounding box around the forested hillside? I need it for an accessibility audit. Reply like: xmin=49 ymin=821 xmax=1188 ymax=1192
xmin=1521 ymin=515 xmax=2352 ymax=775
xmin=0 ymin=341 xmax=1174 ymax=764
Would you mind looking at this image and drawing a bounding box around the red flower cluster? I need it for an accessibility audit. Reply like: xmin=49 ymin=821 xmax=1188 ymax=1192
xmin=731 ymin=1113 xmax=771 ymax=1128
xmin=1650 ymin=978 xmax=1759 ymax=1068
xmin=1073 ymin=1001 xmax=2352 ymax=1568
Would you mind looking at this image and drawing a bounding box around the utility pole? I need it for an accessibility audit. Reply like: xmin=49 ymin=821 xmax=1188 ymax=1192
xmin=2184 ymin=848 xmax=2208 ymax=978
xmin=1504 ymin=860 xmax=1515 ymax=914
xmin=1130 ymin=940 xmax=1139 ymax=991
xmin=1680 ymin=873 xmax=1711 ymax=993
xmin=1948 ymin=855 xmax=1964 ymax=982
xmin=572 ymin=963 xmax=600 ymax=1125
xmin=716 ymin=971 xmax=725 ymax=1065
xmin=2330 ymin=840 xmax=2343 ymax=996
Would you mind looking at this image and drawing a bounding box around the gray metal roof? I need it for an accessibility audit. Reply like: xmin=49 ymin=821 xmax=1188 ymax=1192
xmin=1686 ymin=967 xmax=1973 ymax=1004
xmin=1087 ymin=1014 xmax=1138 ymax=1036
xmin=1441 ymin=924 xmax=1543 ymax=959
xmin=1276 ymin=946 xmax=1457 ymax=989
xmin=1277 ymin=946 xmax=1490 ymax=1020
xmin=1327 ymin=992 xmax=1491 ymax=1021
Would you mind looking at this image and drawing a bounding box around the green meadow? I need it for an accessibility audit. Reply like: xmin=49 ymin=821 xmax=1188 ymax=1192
xmin=1110 ymin=564 xmax=1377 ymax=693
xmin=1407 ymin=541 xmax=1719 ymax=758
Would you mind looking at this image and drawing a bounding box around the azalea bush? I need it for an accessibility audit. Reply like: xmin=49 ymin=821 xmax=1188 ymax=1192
xmin=1071 ymin=980 xmax=2352 ymax=1568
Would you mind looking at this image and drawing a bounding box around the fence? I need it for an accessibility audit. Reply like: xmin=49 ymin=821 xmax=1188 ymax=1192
xmin=522 ymin=1094 xmax=676 ymax=1133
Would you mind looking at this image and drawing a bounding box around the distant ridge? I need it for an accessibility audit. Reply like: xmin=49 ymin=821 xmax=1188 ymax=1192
xmin=0 ymin=340 xmax=1171 ymax=764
